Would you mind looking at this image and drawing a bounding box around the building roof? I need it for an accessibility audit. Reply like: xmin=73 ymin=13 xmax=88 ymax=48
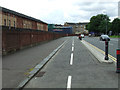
xmin=65 ymin=22 xmax=76 ymax=25
xmin=0 ymin=6 xmax=48 ymax=24
xmin=65 ymin=22 xmax=89 ymax=25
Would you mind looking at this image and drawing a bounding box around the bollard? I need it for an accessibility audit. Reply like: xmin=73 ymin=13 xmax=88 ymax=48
xmin=105 ymin=40 xmax=109 ymax=60
xmin=116 ymin=49 xmax=120 ymax=73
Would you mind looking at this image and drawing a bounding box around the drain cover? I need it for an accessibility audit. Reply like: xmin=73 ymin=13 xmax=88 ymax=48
xmin=35 ymin=71 xmax=46 ymax=77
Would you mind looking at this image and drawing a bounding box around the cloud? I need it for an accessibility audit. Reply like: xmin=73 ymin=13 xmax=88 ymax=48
xmin=0 ymin=0 xmax=119 ymax=24
xmin=71 ymin=1 xmax=118 ymax=22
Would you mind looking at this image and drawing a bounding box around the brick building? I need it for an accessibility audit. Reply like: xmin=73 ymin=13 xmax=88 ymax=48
xmin=64 ymin=22 xmax=89 ymax=34
xmin=48 ymin=24 xmax=73 ymax=34
xmin=0 ymin=7 xmax=48 ymax=31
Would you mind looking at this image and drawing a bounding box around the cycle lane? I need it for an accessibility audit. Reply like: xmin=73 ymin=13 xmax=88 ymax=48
xmin=24 ymin=36 xmax=118 ymax=89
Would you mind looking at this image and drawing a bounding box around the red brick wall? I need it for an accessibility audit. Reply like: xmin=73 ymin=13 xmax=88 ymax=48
xmin=2 ymin=10 xmax=47 ymax=31
xmin=32 ymin=21 xmax=37 ymax=30
xmin=2 ymin=26 xmax=65 ymax=54
xmin=16 ymin=16 xmax=23 ymax=28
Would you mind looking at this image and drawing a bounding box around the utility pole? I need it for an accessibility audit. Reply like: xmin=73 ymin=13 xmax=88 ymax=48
xmin=103 ymin=10 xmax=107 ymax=34
xmin=105 ymin=15 xmax=107 ymax=35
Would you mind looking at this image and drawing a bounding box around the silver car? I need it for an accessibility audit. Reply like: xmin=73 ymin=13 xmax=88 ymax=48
xmin=100 ymin=35 xmax=110 ymax=41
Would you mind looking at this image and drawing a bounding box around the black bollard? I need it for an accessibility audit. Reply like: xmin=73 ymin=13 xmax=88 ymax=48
xmin=116 ymin=49 xmax=120 ymax=73
xmin=105 ymin=40 xmax=109 ymax=60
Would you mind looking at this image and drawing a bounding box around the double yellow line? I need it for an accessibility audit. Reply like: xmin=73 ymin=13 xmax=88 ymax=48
xmin=84 ymin=40 xmax=117 ymax=62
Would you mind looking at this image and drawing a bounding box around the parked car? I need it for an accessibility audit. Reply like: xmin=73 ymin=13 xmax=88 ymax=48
xmin=100 ymin=35 xmax=110 ymax=41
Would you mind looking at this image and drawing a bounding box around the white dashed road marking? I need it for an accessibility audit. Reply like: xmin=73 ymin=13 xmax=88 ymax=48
xmin=67 ymin=76 xmax=72 ymax=90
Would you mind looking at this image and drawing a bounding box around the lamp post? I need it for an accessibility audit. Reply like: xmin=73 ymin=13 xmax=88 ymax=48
xmin=103 ymin=10 xmax=107 ymax=34
xmin=105 ymin=15 xmax=107 ymax=34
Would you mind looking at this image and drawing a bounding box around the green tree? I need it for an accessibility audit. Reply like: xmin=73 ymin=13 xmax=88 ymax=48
xmin=85 ymin=23 xmax=90 ymax=30
xmin=98 ymin=20 xmax=106 ymax=34
xmin=87 ymin=14 xmax=110 ymax=34
xmin=98 ymin=20 xmax=111 ymax=34
xmin=110 ymin=18 xmax=120 ymax=35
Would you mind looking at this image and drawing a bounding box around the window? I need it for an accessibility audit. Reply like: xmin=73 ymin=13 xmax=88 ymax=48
xmin=8 ymin=14 xmax=10 ymax=17
xmin=84 ymin=26 xmax=86 ymax=28
xmin=13 ymin=15 xmax=15 ymax=18
xmin=9 ymin=20 xmax=11 ymax=27
xmin=14 ymin=21 xmax=15 ymax=27
xmin=4 ymin=19 xmax=6 ymax=26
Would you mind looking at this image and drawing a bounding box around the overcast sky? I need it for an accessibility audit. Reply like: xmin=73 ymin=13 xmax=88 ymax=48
xmin=0 ymin=0 xmax=119 ymax=24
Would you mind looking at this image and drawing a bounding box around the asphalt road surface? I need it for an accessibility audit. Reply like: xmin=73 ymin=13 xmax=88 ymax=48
xmin=24 ymin=36 xmax=118 ymax=89
xmin=83 ymin=36 xmax=118 ymax=58
xmin=2 ymin=37 xmax=67 ymax=88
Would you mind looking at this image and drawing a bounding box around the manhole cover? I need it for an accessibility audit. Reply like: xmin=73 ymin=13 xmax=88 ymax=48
xmin=35 ymin=71 xmax=46 ymax=77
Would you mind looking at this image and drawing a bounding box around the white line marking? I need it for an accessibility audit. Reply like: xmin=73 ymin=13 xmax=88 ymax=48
xmin=67 ymin=76 xmax=72 ymax=90
xmin=73 ymin=40 xmax=74 ymax=44
xmin=72 ymin=41 xmax=74 ymax=46
xmin=100 ymin=41 xmax=114 ymax=45
xmin=109 ymin=43 xmax=114 ymax=46
xmin=111 ymin=39 xmax=118 ymax=41
xmin=72 ymin=47 xmax=74 ymax=52
xmin=72 ymin=43 xmax=74 ymax=46
xmin=70 ymin=53 xmax=73 ymax=65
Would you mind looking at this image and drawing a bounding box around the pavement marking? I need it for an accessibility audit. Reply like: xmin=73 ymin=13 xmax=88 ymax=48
xmin=100 ymin=41 xmax=104 ymax=43
xmin=83 ymin=40 xmax=117 ymax=62
xmin=70 ymin=53 xmax=74 ymax=65
xmin=109 ymin=43 xmax=114 ymax=46
xmin=72 ymin=39 xmax=74 ymax=51
xmin=72 ymin=41 xmax=74 ymax=46
xmin=100 ymin=41 xmax=114 ymax=46
xmin=72 ymin=47 xmax=74 ymax=52
xmin=111 ymin=39 xmax=118 ymax=41
xmin=67 ymin=76 xmax=72 ymax=90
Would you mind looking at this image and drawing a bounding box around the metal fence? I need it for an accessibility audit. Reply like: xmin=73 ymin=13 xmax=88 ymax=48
xmin=2 ymin=26 xmax=65 ymax=55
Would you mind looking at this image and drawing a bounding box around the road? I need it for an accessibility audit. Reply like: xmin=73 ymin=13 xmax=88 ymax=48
xmin=24 ymin=36 xmax=118 ymax=89
xmin=83 ymin=36 xmax=118 ymax=58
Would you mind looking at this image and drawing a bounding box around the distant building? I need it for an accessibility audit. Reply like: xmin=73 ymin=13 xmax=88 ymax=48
xmin=0 ymin=7 xmax=48 ymax=31
xmin=64 ymin=22 xmax=89 ymax=34
xmin=48 ymin=24 xmax=73 ymax=34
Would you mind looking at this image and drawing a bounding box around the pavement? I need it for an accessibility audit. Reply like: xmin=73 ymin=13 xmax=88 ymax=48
xmin=23 ymin=36 xmax=118 ymax=89
xmin=81 ymin=40 xmax=114 ymax=63
xmin=2 ymin=37 xmax=68 ymax=88
xmin=83 ymin=37 xmax=118 ymax=58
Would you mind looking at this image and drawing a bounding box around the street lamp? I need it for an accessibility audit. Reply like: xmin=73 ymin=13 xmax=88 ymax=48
xmin=103 ymin=10 xmax=107 ymax=34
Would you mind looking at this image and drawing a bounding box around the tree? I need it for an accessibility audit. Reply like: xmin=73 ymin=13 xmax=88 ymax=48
xmin=110 ymin=18 xmax=120 ymax=35
xmin=98 ymin=20 xmax=111 ymax=34
xmin=85 ymin=24 xmax=89 ymax=30
xmin=98 ymin=20 xmax=106 ymax=34
xmin=87 ymin=14 xmax=110 ymax=34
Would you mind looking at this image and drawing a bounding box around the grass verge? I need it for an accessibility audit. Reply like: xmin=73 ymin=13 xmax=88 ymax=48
xmin=110 ymin=35 xmax=120 ymax=38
